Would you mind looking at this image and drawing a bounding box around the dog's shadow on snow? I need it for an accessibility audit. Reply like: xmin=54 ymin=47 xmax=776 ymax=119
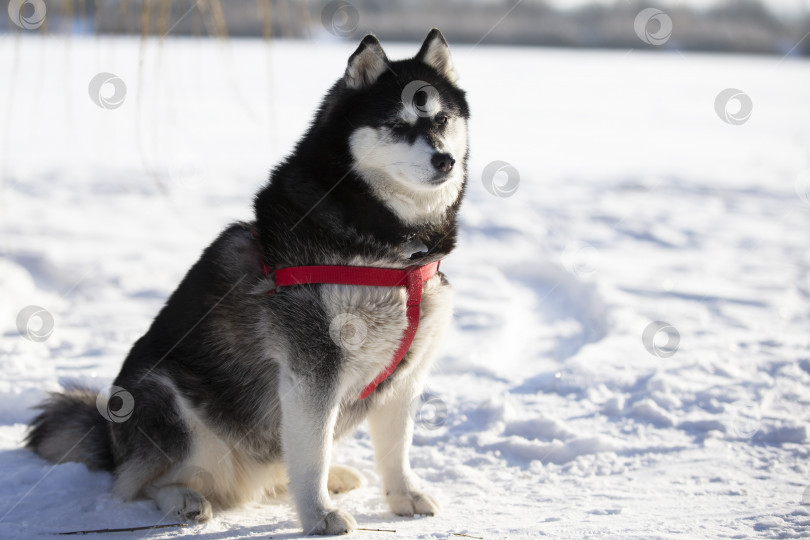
xmin=180 ymin=510 xmax=413 ymax=539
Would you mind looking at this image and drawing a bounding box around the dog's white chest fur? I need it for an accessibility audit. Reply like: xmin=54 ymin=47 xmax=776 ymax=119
xmin=320 ymin=271 xmax=454 ymax=399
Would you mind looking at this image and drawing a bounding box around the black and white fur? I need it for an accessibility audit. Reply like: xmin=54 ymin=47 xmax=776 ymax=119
xmin=26 ymin=29 xmax=469 ymax=535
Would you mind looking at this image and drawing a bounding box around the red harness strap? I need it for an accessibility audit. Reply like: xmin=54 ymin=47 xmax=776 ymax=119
xmin=261 ymin=259 xmax=440 ymax=399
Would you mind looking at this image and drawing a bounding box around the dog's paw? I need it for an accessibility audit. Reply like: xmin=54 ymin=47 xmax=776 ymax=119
xmin=387 ymin=490 xmax=439 ymax=517
xmin=304 ymin=508 xmax=357 ymax=535
xmin=176 ymin=487 xmax=213 ymax=523
xmin=327 ymin=465 xmax=364 ymax=494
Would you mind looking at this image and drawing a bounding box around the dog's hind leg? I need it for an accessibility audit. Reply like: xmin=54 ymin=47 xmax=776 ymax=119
xmin=145 ymin=483 xmax=213 ymax=523
xmin=327 ymin=464 xmax=364 ymax=494
xmin=279 ymin=370 xmax=356 ymax=535
xmin=108 ymin=374 xmax=210 ymax=521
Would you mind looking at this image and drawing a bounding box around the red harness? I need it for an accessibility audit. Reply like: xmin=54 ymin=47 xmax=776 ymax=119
xmin=257 ymin=252 xmax=440 ymax=399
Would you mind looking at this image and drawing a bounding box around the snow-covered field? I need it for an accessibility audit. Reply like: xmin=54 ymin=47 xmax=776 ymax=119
xmin=1 ymin=35 xmax=810 ymax=539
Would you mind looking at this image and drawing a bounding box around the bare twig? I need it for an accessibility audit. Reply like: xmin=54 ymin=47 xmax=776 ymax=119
xmin=57 ymin=523 xmax=188 ymax=535
xmin=451 ymin=534 xmax=484 ymax=539
xmin=357 ymin=528 xmax=397 ymax=533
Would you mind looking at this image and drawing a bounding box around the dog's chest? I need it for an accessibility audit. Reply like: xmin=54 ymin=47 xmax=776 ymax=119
xmin=319 ymin=272 xmax=452 ymax=390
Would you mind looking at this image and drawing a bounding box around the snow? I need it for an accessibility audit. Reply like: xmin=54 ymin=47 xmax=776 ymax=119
xmin=2 ymin=35 xmax=810 ymax=538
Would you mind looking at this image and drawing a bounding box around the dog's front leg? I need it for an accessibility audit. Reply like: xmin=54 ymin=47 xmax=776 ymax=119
xmin=368 ymin=390 xmax=440 ymax=517
xmin=279 ymin=370 xmax=356 ymax=535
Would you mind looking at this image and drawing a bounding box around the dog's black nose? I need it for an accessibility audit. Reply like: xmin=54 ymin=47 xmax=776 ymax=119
xmin=430 ymin=152 xmax=455 ymax=173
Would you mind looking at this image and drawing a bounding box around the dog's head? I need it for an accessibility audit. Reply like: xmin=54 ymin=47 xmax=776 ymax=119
xmin=320 ymin=29 xmax=470 ymax=225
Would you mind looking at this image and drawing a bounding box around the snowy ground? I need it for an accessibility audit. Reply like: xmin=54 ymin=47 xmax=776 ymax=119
xmin=1 ymin=35 xmax=810 ymax=539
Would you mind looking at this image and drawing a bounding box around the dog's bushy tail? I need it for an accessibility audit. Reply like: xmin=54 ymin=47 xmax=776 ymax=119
xmin=26 ymin=386 xmax=114 ymax=471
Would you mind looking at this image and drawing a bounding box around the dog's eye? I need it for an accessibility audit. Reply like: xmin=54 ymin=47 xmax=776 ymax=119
xmin=436 ymin=115 xmax=449 ymax=125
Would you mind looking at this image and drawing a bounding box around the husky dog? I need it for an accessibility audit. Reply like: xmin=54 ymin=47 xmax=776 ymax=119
xmin=27 ymin=29 xmax=469 ymax=535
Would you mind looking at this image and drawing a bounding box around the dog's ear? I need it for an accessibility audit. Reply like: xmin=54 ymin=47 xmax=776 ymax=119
xmin=345 ymin=34 xmax=389 ymax=90
xmin=416 ymin=28 xmax=458 ymax=83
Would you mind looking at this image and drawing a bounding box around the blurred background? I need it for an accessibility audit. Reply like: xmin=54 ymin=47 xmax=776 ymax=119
xmin=1 ymin=0 xmax=808 ymax=56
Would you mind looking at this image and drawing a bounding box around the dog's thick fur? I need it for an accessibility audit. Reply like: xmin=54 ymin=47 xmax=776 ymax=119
xmin=27 ymin=29 xmax=469 ymax=535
